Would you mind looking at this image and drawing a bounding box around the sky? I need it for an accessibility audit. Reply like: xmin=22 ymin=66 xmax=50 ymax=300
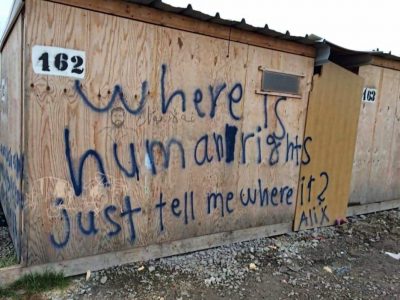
xmin=0 ymin=0 xmax=399 ymax=56
xmin=0 ymin=0 xmax=12 ymax=39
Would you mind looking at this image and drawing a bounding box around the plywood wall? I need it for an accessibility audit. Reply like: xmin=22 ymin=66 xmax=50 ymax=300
xmin=0 ymin=15 xmax=23 ymax=260
xmin=350 ymin=65 xmax=400 ymax=204
xmin=23 ymin=0 xmax=314 ymax=265
xmin=294 ymin=63 xmax=363 ymax=230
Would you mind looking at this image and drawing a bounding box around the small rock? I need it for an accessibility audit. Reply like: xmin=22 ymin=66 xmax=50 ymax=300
xmin=279 ymin=266 xmax=289 ymax=273
xmin=138 ymin=266 xmax=145 ymax=271
xmin=289 ymin=264 xmax=302 ymax=272
xmin=100 ymin=276 xmax=108 ymax=284
xmin=148 ymin=266 xmax=156 ymax=272
xmin=249 ymin=263 xmax=257 ymax=270
xmin=85 ymin=270 xmax=91 ymax=281
xmin=323 ymin=266 xmax=333 ymax=273
xmin=334 ymin=266 xmax=351 ymax=276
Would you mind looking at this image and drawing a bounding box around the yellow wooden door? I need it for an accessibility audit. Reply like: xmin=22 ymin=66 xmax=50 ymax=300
xmin=294 ymin=63 xmax=364 ymax=230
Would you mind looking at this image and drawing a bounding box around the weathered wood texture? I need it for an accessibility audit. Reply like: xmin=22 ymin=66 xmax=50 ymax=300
xmin=0 ymin=221 xmax=291 ymax=286
xmin=294 ymin=63 xmax=364 ymax=230
xmin=0 ymin=15 xmax=23 ymax=260
xmin=23 ymin=0 xmax=314 ymax=265
xmin=45 ymin=0 xmax=315 ymax=58
xmin=350 ymin=64 xmax=400 ymax=204
xmin=371 ymin=57 xmax=400 ymax=72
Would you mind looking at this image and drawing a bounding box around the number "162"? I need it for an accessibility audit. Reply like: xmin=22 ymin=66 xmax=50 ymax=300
xmin=32 ymin=45 xmax=86 ymax=79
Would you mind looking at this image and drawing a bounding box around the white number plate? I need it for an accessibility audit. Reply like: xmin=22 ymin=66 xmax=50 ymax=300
xmin=362 ymin=87 xmax=377 ymax=103
xmin=32 ymin=45 xmax=86 ymax=79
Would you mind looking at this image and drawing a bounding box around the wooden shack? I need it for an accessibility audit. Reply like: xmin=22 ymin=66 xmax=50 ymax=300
xmin=0 ymin=0 xmax=367 ymax=279
xmin=350 ymin=56 xmax=400 ymax=207
xmin=319 ymin=43 xmax=400 ymax=208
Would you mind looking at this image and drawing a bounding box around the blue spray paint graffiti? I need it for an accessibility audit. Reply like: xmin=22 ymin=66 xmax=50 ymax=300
xmin=0 ymin=145 xmax=24 ymax=258
xmin=49 ymin=195 xmax=142 ymax=249
xmin=45 ymin=63 xmax=326 ymax=250
xmin=0 ymin=144 xmax=24 ymax=180
xmin=75 ymin=64 xmax=243 ymax=121
xmin=156 ymin=191 xmax=195 ymax=232
xmin=74 ymin=79 xmax=148 ymax=115
xmin=64 ymin=128 xmax=109 ymax=197
xmin=297 ymin=172 xmax=330 ymax=230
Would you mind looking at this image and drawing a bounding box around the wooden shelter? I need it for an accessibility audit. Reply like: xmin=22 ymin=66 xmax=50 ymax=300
xmin=0 ymin=0 xmax=395 ymax=283
xmin=317 ymin=42 xmax=400 ymax=207
xmin=350 ymin=55 xmax=400 ymax=206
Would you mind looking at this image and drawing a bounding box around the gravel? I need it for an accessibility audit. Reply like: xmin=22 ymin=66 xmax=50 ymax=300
xmin=14 ymin=209 xmax=400 ymax=299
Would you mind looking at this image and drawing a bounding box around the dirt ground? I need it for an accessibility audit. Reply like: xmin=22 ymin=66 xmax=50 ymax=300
xmin=3 ymin=209 xmax=400 ymax=299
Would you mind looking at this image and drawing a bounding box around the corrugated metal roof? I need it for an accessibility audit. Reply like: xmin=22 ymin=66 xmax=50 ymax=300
xmin=126 ymin=0 xmax=400 ymax=62
xmin=313 ymin=38 xmax=400 ymax=68
xmin=1 ymin=0 xmax=400 ymax=64
xmin=126 ymin=0 xmax=317 ymax=46
xmin=325 ymin=39 xmax=400 ymax=62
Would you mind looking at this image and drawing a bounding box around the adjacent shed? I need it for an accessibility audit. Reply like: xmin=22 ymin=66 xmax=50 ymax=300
xmin=350 ymin=56 xmax=400 ymax=205
xmin=318 ymin=42 xmax=400 ymax=206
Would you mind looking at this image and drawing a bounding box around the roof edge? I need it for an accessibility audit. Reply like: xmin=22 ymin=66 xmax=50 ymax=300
xmin=315 ymin=39 xmax=400 ymax=71
xmin=45 ymin=0 xmax=316 ymax=57
xmin=0 ymin=0 xmax=24 ymax=51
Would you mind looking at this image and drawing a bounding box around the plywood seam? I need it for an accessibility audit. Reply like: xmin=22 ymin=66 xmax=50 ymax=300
xmin=18 ymin=11 xmax=25 ymax=265
xmin=385 ymin=75 xmax=400 ymax=177
xmin=365 ymin=68 xmax=384 ymax=201
xmin=233 ymin=43 xmax=250 ymax=208
xmin=21 ymin=1 xmax=31 ymax=267
xmin=293 ymin=70 xmax=316 ymax=231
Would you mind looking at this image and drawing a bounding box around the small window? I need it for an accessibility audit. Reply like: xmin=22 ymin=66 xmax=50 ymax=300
xmin=261 ymin=70 xmax=301 ymax=95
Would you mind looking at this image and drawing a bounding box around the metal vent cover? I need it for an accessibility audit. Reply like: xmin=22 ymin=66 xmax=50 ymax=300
xmin=261 ymin=70 xmax=301 ymax=95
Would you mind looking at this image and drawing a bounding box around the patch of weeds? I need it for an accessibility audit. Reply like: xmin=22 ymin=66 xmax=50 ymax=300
xmin=0 ymin=270 xmax=70 ymax=298
xmin=0 ymin=255 xmax=18 ymax=269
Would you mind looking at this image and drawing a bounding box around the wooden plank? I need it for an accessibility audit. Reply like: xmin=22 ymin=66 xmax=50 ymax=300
xmin=347 ymin=198 xmax=400 ymax=216
xmin=293 ymin=63 xmax=364 ymax=230
xmin=371 ymin=56 xmax=400 ymax=72
xmin=349 ymin=65 xmax=382 ymax=204
xmin=24 ymin=0 xmax=314 ymax=265
xmin=0 ymin=222 xmax=291 ymax=286
xmin=43 ymin=0 xmax=315 ymax=58
xmin=0 ymin=15 xmax=23 ymax=261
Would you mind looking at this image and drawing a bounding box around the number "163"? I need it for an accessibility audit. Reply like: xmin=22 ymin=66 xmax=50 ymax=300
xmin=362 ymin=87 xmax=377 ymax=103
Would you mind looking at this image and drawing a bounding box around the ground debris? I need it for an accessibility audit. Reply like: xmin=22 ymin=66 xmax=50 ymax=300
xmin=28 ymin=209 xmax=400 ymax=299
